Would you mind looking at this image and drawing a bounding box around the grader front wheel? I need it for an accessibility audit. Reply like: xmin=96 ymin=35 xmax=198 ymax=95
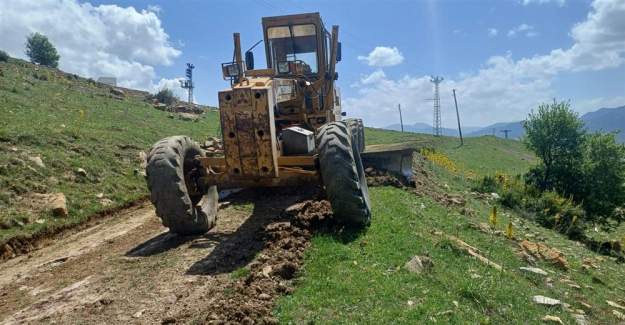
xmin=317 ymin=122 xmax=372 ymax=226
xmin=146 ymin=136 xmax=218 ymax=235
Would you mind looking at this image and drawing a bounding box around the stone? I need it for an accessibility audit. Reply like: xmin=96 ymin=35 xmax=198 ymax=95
xmin=541 ymin=315 xmax=563 ymax=324
xmin=96 ymin=193 xmax=104 ymax=199
xmin=110 ymin=88 xmax=125 ymax=97
xmin=532 ymin=295 xmax=561 ymax=306
xmin=133 ymin=309 xmax=145 ymax=318
xmin=404 ymin=255 xmax=434 ymax=274
xmin=519 ymin=266 xmax=548 ymax=276
xmin=258 ymin=293 xmax=271 ymax=300
xmin=100 ymin=199 xmax=113 ymax=207
xmin=76 ymin=168 xmax=87 ymax=177
xmin=178 ymin=113 xmax=198 ymax=121
xmin=49 ymin=193 xmax=68 ymax=217
xmin=28 ymin=156 xmax=45 ymax=168
xmin=607 ymin=300 xmax=625 ymax=310
xmin=491 ymin=192 xmax=500 ymax=199
xmin=573 ymin=314 xmax=588 ymax=325
xmin=138 ymin=151 xmax=147 ymax=169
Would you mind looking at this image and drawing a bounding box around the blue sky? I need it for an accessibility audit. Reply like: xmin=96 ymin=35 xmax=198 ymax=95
xmin=2 ymin=0 xmax=624 ymax=127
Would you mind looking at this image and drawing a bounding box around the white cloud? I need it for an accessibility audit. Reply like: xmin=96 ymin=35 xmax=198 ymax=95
xmin=357 ymin=46 xmax=404 ymax=67
xmin=488 ymin=28 xmax=498 ymax=37
xmin=147 ymin=5 xmax=162 ymax=15
xmin=521 ymin=0 xmax=565 ymax=6
xmin=344 ymin=0 xmax=625 ymax=128
xmin=507 ymin=24 xmax=538 ymax=38
xmin=360 ymin=70 xmax=387 ymax=85
xmin=0 ymin=0 xmax=180 ymax=90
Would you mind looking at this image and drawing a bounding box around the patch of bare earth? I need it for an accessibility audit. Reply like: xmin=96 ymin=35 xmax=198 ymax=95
xmin=0 ymin=188 xmax=328 ymax=324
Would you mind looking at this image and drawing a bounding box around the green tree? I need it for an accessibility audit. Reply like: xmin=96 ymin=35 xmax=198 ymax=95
xmin=580 ymin=132 xmax=625 ymax=224
xmin=523 ymin=101 xmax=585 ymax=197
xmin=25 ymin=33 xmax=60 ymax=68
xmin=154 ymin=88 xmax=177 ymax=105
xmin=0 ymin=50 xmax=9 ymax=62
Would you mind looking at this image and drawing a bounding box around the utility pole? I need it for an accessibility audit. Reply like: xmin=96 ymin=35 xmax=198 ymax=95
xmin=430 ymin=76 xmax=444 ymax=137
xmin=452 ymin=89 xmax=463 ymax=146
xmin=500 ymin=129 xmax=511 ymax=139
xmin=398 ymin=104 xmax=404 ymax=132
xmin=179 ymin=63 xmax=195 ymax=104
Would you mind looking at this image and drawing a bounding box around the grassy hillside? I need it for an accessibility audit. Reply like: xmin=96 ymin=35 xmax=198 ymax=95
xmin=277 ymin=129 xmax=625 ymax=324
xmin=0 ymin=58 xmax=219 ymax=244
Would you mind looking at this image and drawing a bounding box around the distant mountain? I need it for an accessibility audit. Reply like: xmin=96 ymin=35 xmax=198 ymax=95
xmin=385 ymin=122 xmax=480 ymax=137
xmin=467 ymin=105 xmax=625 ymax=142
xmin=466 ymin=121 xmax=525 ymax=139
xmin=581 ymin=106 xmax=625 ymax=143
xmin=383 ymin=106 xmax=625 ymax=143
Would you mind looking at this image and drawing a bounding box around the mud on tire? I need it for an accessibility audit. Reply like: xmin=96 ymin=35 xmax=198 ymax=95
xmin=317 ymin=122 xmax=371 ymax=226
xmin=146 ymin=136 xmax=218 ymax=235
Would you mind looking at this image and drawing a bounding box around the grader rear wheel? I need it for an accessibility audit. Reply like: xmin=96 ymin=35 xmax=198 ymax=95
xmin=146 ymin=136 xmax=218 ymax=235
xmin=317 ymin=121 xmax=371 ymax=226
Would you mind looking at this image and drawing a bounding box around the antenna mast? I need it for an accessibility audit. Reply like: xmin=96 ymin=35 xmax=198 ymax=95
xmin=179 ymin=63 xmax=195 ymax=104
xmin=430 ymin=76 xmax=444 ymax=136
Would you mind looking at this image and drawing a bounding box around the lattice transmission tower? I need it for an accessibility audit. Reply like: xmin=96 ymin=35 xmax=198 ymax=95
xmin=430 ymin=76 xmax=444 ymax=137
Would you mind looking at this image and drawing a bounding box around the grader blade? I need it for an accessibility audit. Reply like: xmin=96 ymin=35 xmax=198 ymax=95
xmin=360 ymin=142 xmax=420 ymax=182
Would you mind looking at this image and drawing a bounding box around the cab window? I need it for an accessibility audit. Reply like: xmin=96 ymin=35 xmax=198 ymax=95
xmin=267 ymin=24 xmax=318 ymax=74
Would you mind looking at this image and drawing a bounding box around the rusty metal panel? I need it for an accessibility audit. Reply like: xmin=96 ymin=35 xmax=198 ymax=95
xmin=218 ymin=85 xmax=278 ymax=178
xmin=252 ymin=87 xmax=278 ymax=177
xmin=218 ymin=90 xmax=242 ymax=175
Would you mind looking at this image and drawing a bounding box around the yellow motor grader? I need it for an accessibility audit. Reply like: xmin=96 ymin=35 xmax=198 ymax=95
xmin=146 ymin=13 xmax=413 ymax=235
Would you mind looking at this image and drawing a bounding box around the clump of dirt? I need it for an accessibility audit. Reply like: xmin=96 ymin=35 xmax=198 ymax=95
xmin=191 ymin=200 xmax=333 ymax=324
xmin=365 ymin=168 xmax=406 ymax=188
xmin=365 ymin=155 xmax=466 ymax=208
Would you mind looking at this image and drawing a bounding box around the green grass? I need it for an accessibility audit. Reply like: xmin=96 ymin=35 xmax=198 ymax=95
xmin=0 ymin=58 xmax=219 ymax=242
xmin=276 ymin=129 xmax=625 ymax=324
xmin=365 ymin=127 xmax=536 ymax=176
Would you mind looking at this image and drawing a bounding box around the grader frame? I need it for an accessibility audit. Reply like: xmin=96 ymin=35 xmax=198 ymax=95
xmin=198 ymin=13 xmax=340 ymax=190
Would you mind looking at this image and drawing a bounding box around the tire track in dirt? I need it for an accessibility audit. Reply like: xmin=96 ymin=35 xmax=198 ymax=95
xmin=0 ymin=188 xmax=323 ymax=324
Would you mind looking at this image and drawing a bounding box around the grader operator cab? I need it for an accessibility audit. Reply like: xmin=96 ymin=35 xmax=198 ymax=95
xmin=146 ymin=13 xmax=412 ymax=235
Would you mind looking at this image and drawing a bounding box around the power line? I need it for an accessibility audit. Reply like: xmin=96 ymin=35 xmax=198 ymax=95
xmin=453 ymin=89 xmax=463 ymax=146
xmin=398 ymin=104 xmax=404 ymax=132
xmin=500 ymin=129 xmax=512 ymax=139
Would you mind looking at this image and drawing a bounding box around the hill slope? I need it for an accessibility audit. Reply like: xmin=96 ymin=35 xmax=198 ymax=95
xmin=277 ymin=129 xmax=625 ymax=324
xmin=0 ymin=58 xmax=219 ymax=245
xmin=465 ymin=106 xmax=625 ymax=141
xmin=582 ymin=106 xmax=625 ymax=143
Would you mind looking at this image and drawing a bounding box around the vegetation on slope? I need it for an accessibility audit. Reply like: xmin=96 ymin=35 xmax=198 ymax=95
xmin=277 ymin=129 xmax=625 ymax=324
xmin=0 ymin=58 xmax=219 ymax=244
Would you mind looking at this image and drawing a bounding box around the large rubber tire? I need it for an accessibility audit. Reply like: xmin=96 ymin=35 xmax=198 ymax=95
xmin=146 ymin=136 xmax=218 ymax=235
xmin=345 ymin=118 xmax=365 ymax=153
xmin=317 ymin=122 xmax=371 ymax=226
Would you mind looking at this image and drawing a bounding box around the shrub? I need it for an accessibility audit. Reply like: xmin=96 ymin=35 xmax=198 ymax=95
xmin=154 ymin=88 xmax=177 ymax=105
xmin=0 ymin=50 xmax=9 ymax=62
xmin=25 ymin=32 xmax=60 ymax=68
xmin=531 ymin=192 xmax=586 ymax=240
xmin=471 ymin=175 xmax=499 ymax=193
xmin=579 ymin=132 xmax=625 ymax=224
xmin=523 ymin=101 xmax=585 ymax=197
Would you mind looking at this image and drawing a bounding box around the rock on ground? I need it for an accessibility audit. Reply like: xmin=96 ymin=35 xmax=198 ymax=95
xmin=404 ymin=255 xmax=434 ymax=274
xmin=519 ymin=266 xmax=548 ymax=276
xmin=532 ymin=295 xmax=561 ymax=306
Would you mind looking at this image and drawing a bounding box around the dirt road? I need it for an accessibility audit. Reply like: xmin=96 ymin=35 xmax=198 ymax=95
xmin=0 ymin=188 xmax=324 ymax=324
